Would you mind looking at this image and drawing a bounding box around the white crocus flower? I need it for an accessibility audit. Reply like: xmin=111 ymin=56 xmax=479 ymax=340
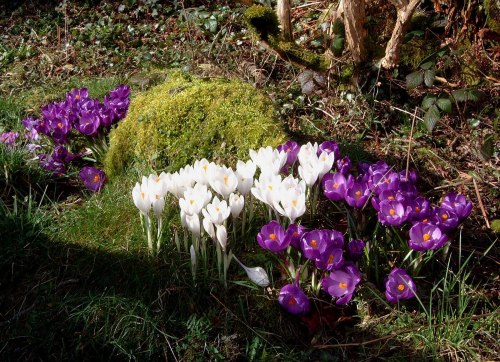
xmin=281 ymin=174 xmax=306 ymax=195
xmin=251 ymin=173 xmax=283 ymax=213
xmin=132 ymin=177 xmax=151 ymax=215
xmin=203 ymin=217 xmax=215 ymax=239
xmin=190 ymin=244 xmax=196 ymax=280
xmin=185 ymin=213 xmax=201 ymax=237
xmin=203 ymin=196 xmax=231 ymax=225
xmin=152 ymin=194 xmax=165 ymax=218
xmin=216 ymin=224 xmax=227 ymax=251
xmin=280 ymin=188 xmax=306 ymax=223
xmin=298 ymin=142 xmax=319 ymax=166
xmin=233 ymin=255 xmax=270 ymax=287
xmin=179 ymin=184 xmax=210 ymax=216
xmin=298 ymin=161 xmax=320 ymax=187
xmin=209 ymin=165 xmax=238 ymax=199
xmin=249 ymin=146 xmax=287 ymax=175
xmin=193 ymin=158 xmax=214 ymax=185
xmin=229 ymin=193 xmax=245 ymax=218
xmin=235 ymin=159 xmax=256 ymax=196
xmin=316 ymin=150 xmax=335 ymax=181
xmin=148 ymin=172 xmax=168 ymax=198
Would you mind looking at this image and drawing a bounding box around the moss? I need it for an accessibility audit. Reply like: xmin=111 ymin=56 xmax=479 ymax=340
xmin=340 ymin=64 xmax=355 ymax=83
xmin=244 ymin=5 xmax=281 ymax=42
xmin=399 ymin=37 xmax=437 ymax=69
xmin=277 ymin=41 xmax=330 ymax=71
xmin=484 ymin=0 xmax=500 ymax=33
xmin=104 ymin=71 xmax=287 ymax=177
xmin=491 ymin=219 xmax=500 ymax=234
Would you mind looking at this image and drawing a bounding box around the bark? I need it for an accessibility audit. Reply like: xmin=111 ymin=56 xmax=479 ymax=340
xmin=381 ymin=0 xmax=421 ymax=68
xmin=277 ymin=0 xmax=293 ymax=41
xmin=343 ymin=0 xmax=367 ymax=63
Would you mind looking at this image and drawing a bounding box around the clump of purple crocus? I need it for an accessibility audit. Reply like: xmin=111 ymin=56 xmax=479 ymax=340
xmin=19 ymin=84 xmax=130 ymax=191
xmin=385 ymin=268 xmax=417 ymax=303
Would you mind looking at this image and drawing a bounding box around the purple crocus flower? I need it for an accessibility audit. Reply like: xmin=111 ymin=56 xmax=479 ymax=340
xmin=370 ymin=170 xmax=400 ymax=195
xmin=104 ymin=84 xmax=131 ymax=122
xmin=38 ymin=154 xmax=66 ymax=176
xmin=75 ymin=110 xmax=101 ymax=136
xmin=321 ymin=263 xmax=361 ymax=305
xmin=318 ymin=141 xmax=340 ymax=161
xmin=345 ymin=179 xmax=370 ymax=209
xmin=378 ymin=199 xmax=409 ymax=226
xmin=0 ymin=131 xmax=19 ymax=148
xmin=407 ymin=197 xmax=432 ymax=223
xmin=301 ymin=229 xmax=329 ymax=261
xmin=385 ymin=268 xmax=417 ymax=303
xmin=336 ymin=156 xmax=351 ymax=175
xmin=440 ymin=193 xmax=473 ymax=222
xmin=49 ymin=116 xmax=72 ymax=144
xmin=277 ymin=140 xmax=299 ymax=167
xmin=278 ymin=283 xmax=310 ymax=315
xmin=51 ymin=145 xmax=77 ymax=163
xmin=371 ymin=190 xmax=405 ymax=212
xmin=432 ymin=207 xmax=460 ymax=233
xmin=79 ymin=166 xmax=106 ymax=192
xmin=257 ymin=220 xmax=289 ymax=252
xmin=66 ymin=87 xmax=90 ymax=104
xmin=326 ymin=229 xmax=345 ymax=248
xmin=284 ymin=224 xmax=306 ymax=250
xmin=398 ymin=170 xmax=418 ymax=185
xmin=409 ymin=222 xmax=448 ymax=251
xmin=347 ymin=239 xmax=365 ymax=260
xmin=316 ymin=245 xmax=343 ymax=270
xmin=323 ymin=172 xmax=348 ymax=202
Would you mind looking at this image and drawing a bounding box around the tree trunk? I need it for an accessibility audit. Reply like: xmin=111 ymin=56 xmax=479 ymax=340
xmin=343 ymin=0 xmax=367 ymax=63
xmin=381 ymin=0 xmax=421 ymax=68
xmin=277 ymin=0 xmax=293 ymax=41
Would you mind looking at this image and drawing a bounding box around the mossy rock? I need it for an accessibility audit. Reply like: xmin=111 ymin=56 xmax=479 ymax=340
xmin=400 ymin=37 xmax=437 ymax=69
xmin=104 ymin=71 xmax=287 ymax=177
xmin=244 ymin=5 xmax=281 ymax=42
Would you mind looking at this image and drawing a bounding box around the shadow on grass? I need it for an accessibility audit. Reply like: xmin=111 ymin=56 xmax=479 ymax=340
xmin=0 ymin=207 xmax=426 ymax=361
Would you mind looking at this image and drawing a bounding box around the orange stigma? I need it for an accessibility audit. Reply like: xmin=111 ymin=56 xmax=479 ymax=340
xmin=397 ymin=284 xmax=405 ymax=291
xmin=311 ymin=239 xmax=318 ymax=249
xmin=423 ymin=233 xmax=431 ymax=242
xmin=389 ymin=209 xmax=396 ymax=216
xmin=269 ymin=233 xmax=277 ymax=241
xmin=339 ymin=282 xmax=348 ymax=289
xmin=93 ymin=175 xmax=100 ymax=182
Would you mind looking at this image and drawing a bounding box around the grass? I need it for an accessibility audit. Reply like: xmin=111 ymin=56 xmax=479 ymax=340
xmin=1 ymin=1 xmax=499 ymax=360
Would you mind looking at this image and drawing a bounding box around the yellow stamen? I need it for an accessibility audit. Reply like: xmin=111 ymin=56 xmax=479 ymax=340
xmin=189 ymin=199 xmax=195 ymax=205
xmin=292 ymin=199 xmax=297 ymax=207
xmin=57 ymin=122 xmax=63 ymax=128
xmin=397 ymin=284 xmax=405 ymax=291
xmin=333 ymin=183 xmax=339 ymax=189
xmin=93 ymin=175 xmax=100 ymax=183
xmin=75 ymin=95 xmax=80 ymax=100
xmin=389 ymin=209 xmax=396 ymax=216
xmin=269 ymin=233 xmax=277 ymax=240
xmin=355 ymin=191 xmax=361 ymax=199
xmin=388 ymin=196 xmax=394 ymax=200
xmin=141 ymin=192 xmax=145 ymax=199
xmin=423 ymin=233 xmax=431 ymax=242
xmin=442 ymin=213 xmax=448 ymax=220
xmin=339 ymin=282 xmax=348 ymax=289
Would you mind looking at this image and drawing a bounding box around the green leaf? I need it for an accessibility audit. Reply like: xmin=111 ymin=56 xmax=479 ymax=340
xmin=422 ymin=95 xmax=437 ymax=110
xmin=423 ymin=105 xmax=441 ymax=132
xmin=424 ymin=69 xmax=435 ymax=87
xmin=451 ymin=89 xmax=482 ymax=102
xmin=420 ymin=61 xmax=434 ymax=70
xmin=480 ymin=134 xmax=495 ymax=161
xmin=436 ymin=97 xmax=452 ymax=113
xmin=406 ymin=71 xmax=424 ymax=89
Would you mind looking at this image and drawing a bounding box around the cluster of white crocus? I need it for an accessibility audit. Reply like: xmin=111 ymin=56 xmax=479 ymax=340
xmin=249 ymin=146 xmax=307 ymax=224
xmin=297 ymin=142 xmax=335 ymax=187
xmin=132 ymin=173 xmax=169 ymax=255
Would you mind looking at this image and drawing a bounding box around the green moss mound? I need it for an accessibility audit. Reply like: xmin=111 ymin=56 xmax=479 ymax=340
xmin=104 ymin=71 xmax=286 ymax=177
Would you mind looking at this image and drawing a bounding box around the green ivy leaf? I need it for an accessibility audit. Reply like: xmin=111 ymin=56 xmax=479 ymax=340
xmin=406 ymin=71 xmax=424 ymax=89
xmin=424 ymin=69 xmax=435 ymax=87
xmin=422 ymin=95 xmax=437 ymax=110
xmin=332 ymin=37 xmax=345 ymax=56
xmin=423 ymin=104 xmax=441 ymax=132
xmin=436 ymin=97 xmax=452 ymax=114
